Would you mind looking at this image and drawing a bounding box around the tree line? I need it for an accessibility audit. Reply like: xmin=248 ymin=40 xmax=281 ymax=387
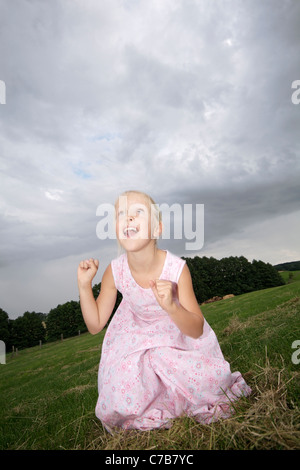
xmin=183 ymin=255 xmax=284 ymax=304
xmin=273 ymin=260 xmax=300 ymax=271
xmin=0 ymin=255 xmax=284 ymax=352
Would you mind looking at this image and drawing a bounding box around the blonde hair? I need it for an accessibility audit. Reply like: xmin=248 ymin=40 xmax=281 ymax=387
xmin=114 ymin=190 xmax=162 ymax=254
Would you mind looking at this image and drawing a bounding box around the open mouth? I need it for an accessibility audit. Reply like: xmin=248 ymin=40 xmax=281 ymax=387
xmin=123 ymin=226 xmax=140 ymax=238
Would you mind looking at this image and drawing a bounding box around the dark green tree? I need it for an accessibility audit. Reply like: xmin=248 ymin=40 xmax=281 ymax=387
xmin=218 ymin=256 xmax=256 ymax=296
xmin=9 ymin=311 xmax=46 ymax=350
xmin=252 ymin=260 xmax=284 ymax=290
xmin=182 ymin=254 xmax=284 ymax=303
xmin=46 ymin=300 xmax=87 ymax=342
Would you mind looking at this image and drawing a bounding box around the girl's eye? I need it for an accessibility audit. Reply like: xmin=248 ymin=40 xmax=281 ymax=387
xmin=136 ymin=208 xmax=144 ymax=215
xmin=118 ymin=210 xmax=125 ymax=217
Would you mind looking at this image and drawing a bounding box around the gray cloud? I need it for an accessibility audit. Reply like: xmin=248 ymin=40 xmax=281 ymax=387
xmin=0 ymin=0 xmax=299 ymax=318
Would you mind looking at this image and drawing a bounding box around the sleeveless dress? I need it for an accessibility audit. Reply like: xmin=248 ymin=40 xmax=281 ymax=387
xmin=95 ymin=250 xmax=251 ymax=431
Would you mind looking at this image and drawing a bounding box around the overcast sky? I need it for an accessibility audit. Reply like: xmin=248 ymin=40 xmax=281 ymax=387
xmin=0 ymin=0 xmax=299 ymax=319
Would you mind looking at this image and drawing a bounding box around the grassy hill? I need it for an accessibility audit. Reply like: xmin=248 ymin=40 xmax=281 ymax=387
xmin=0 ymin=276 xmax=299 ymax=450
xmin=280 ymin=270 xmax=300 ymax=284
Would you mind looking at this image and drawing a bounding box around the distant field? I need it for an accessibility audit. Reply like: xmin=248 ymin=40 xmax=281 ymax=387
xmin=279 ymin=270 xmax=300 ymax=283
xmin=0 ymin=279 xmax=299 ymax=450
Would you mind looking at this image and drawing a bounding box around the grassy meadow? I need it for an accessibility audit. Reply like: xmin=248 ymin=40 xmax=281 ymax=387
xmin=0 ymin=274 xmax=299 ymax=450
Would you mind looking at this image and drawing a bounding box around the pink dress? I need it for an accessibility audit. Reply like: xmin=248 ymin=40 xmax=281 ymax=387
xmin=95 ymin=250 xmax=251 ymax=431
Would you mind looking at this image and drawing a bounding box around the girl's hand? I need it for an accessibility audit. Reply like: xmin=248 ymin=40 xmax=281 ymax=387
xmin=149 ymin=279 xmax=178 ymax=314
xmin=77 ymin=258 xmax=99 ymax=288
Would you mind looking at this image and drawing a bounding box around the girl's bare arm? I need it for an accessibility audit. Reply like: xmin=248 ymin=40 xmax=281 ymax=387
xmin=78 ymin=260 xmax=117 ymax=335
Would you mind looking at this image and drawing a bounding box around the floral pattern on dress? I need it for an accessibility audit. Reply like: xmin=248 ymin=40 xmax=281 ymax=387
xmin=95 ymin=250 xmax=251 ymax=431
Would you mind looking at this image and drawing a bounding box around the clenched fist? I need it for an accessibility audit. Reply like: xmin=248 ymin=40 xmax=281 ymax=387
xmin=77 ymin=258 xmax=99 ymax=288
xmin=149 ymin=279 xmax=179 ymax=314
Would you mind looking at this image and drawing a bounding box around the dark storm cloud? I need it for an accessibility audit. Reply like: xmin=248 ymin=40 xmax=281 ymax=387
xmin=0 ymin=0 xmax=299 ymax=317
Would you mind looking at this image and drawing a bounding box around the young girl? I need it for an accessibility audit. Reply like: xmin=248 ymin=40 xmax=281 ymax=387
xmin=77 ymin=190 xmax=251 ymax=431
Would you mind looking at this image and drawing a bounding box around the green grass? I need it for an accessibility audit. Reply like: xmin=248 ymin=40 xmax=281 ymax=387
xmin=0 ymin=332 xmax=104 ymax=450
xmin=202 ymin=280 xmax=300 ymax=373
xmin=279 ymin=270 xmax=300 ymax=284
xmin=0 ymin=280 xmax=299 ymax=450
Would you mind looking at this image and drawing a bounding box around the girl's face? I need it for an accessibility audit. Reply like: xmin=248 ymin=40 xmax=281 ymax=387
xmin=115 ymin=193 xmax=160 ymax=251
